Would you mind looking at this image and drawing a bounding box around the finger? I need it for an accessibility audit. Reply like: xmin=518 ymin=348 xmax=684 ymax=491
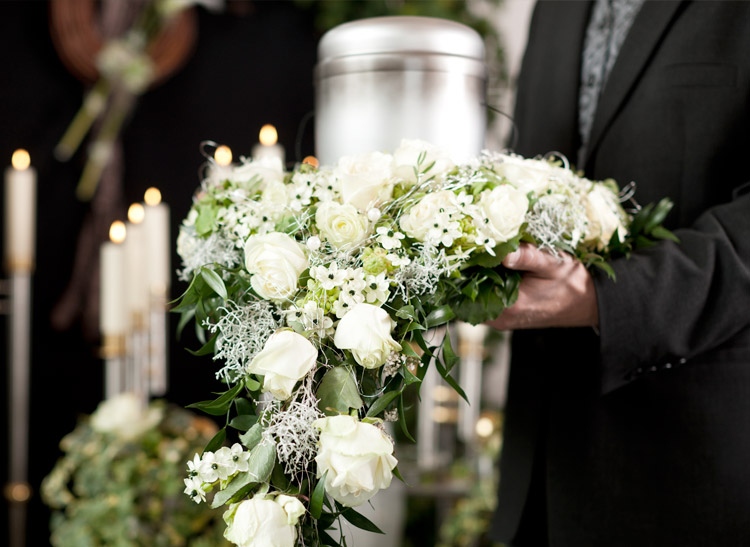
xmin=503 ymin=243 xmax=564 ymax=274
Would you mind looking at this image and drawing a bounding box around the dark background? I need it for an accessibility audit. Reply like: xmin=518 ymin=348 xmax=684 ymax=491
xmin=0 ymin=1 xmax=319 ymax=544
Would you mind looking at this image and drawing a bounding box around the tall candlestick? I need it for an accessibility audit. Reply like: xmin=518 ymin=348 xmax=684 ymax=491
xmin=142 ymin=187 xmax=170 ymax=297
xmin=100 ymin=221 xmax=127 ymax=399
xmin=4 ymin=149 xmax=37 ymax=273
xmin=251 ymin=124 xmax=285 ymax=165
xmin=100 ymin=221 xmax=127 ymax=337
xmin=125 ymin=203 xmax=148 ymax=322
xmin=142 ymin=187 xmax=170 ymax=396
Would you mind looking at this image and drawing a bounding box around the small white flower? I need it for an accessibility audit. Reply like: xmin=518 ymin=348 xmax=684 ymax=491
xmin=197 ymin=451 xmax=221 ymax=483
xmin=186 ymin=453 xmax=202 ymax=477
xmin=184 ymin=476 xmax=206 ymax=504
xmin=214 ymin=446 xmax=239 ymax=479
xmin=364 ymin=273 xmax=390 ymax=304
xmin=387 ymin=253 xmax=411 ymax=268
xmin=229 ymin=443 xmax=250 ymax=473
xmin=376 ymin=226 xmax=405 ymax=250
xmin=314 ymin=262 xmax=348 ymax=291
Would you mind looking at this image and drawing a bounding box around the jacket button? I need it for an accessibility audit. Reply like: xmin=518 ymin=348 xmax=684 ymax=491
xmin=664 ymin=362 xmax=672 ymax=369
xmin=678 ymin=357 xmax=687 ymax=365
xmin=649 ymin=366 xmax=658 ymax=372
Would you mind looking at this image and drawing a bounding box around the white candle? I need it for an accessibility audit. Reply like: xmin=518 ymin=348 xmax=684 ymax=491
xmin=100 ymin=221 xmax=127 ymax=336
xmin=125 ymin=203 xmax=148 ymax=326
xmin=142 ymin=188 xmax=171 ymax=297
xmin=4 ymin=149 xmax=37 ymax=272
xmin=251 ymin=124 xmax=285 ymax=165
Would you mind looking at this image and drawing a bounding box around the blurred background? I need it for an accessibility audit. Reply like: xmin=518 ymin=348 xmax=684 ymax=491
xmin=0 ymin=1 xmax=534 ymax=545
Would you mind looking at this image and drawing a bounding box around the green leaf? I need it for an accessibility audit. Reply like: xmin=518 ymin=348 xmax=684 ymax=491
xmin=434 ymin=357 xmax=469 ymax=403
xmin=229 ymin=414 xmax=257 ymax=431
xmin=425 ymin=305 xmax=456 ymax=328
xmin=310 ymin=470 xmax=328 ymax=520
xmin=650 ymin=225 xmax=680 ymax=243
xmin=398 ymin=393 xmax=415 ymax=442
xmin=245 ymin=440 xmax=276 ymax=483
xmin=210 ymin=471 xmax=257 ymax=508
xmin=187 ymin=381 xmax=245 ymax=416
xmin=316 ymin=366 xmax=364 ymax=416
xmin=200 ymin=267 xmax=227 ymax=300
xmin=203 ymin=427 xmax=226 ymax=454
xmin=395 ymin=305 xmax=417 ymax=321
xmin=340 ymin=507 xmax=384 ymax=534
xmin=195 ymin=203 xmax=217 ymax=236
xmin=176 ymin=308 xmax=196 ymax=339
xmin=366 ymin=390 xmax=400 ymax=418
xmin=186 ymin=331 xmax=218 ymax=357
xmin=441 ymin=331 xmax=459 ymax=372
xmin=239 ymin=423 xmax=262 ymax=450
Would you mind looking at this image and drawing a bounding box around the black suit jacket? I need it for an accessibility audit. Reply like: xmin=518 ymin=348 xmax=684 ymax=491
xmin=492 ymin=1 xmax=750 ymax=545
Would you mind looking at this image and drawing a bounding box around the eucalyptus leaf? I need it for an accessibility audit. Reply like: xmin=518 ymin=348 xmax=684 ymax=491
xmin=245 ymin=440 xmax=276 ymax=483
xmin=316 ymin=367 xmax=363 ymax=416
xmin=229 ymin=414 xmax=257 ymax=431
xmin=210 ymin=471 xmax=257 ymax=508
xmin=239 ymin=423 xmax=262 ymax=450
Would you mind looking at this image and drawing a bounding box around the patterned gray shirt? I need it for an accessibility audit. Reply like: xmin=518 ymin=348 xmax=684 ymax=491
xmin=578 ymin=0 xmax=645 ymax=161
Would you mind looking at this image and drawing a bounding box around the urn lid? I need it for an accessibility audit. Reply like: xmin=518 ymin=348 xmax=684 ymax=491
xmin=317 ymin=16 xmax=485 ymax=62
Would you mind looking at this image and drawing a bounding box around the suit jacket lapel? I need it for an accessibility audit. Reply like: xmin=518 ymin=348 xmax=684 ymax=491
xmin=583 ymin=0 xmax=685 ymax=167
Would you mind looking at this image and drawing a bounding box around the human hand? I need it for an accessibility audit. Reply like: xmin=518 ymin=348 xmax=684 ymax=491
xmin=486 ymin=243 xmax=599 ymax=330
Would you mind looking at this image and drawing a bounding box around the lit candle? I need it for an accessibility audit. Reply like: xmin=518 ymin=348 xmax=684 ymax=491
xmin=100 ymin=221 xmax=127 ymax=336
xmin=251 ymin=124 xmax=285 ymax=165
xmin=125 ymin=203 xmax=148 ymax=326
xmin=4 ymin=149 xmax=37 ymax=272
xmin=142 ymin=187 xmax=170 ymax=297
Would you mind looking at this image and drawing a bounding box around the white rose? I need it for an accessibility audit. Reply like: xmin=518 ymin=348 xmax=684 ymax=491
xmin=223 ymin=497 xmax=296 ymax=547
xmin=276 ymin=495 xmax=306 ymax=525
xmin=244 ymin=232 xmax=308 ymax=301
xmin=493 ymin=155 xmax=557 ymax=195
xmin=333 ymin=303 xmax=401 ymax=369
xmin=335 ymin=151 xmax=395 ymax=211
xmin=247 ymin=330 xmax=318 ymax=400
xmin=476 ymin=185 xmax=529 ymax=242
xmin=232 ymin=156 xmax=285 ymax=187
xmin=314 ymin=415 xmax=398 ymax=507
xmin=90 ymin=393 xmax=162 ymax=441
xmin=399 ymin=190 xmax=460 ymax=242
xmin=584 ymin=183 xmax=628 ymax=249
xmin=392 ymin=138 xmax=455 ymax=184
xmin=315 ymin=201 xmax=369 ymax=249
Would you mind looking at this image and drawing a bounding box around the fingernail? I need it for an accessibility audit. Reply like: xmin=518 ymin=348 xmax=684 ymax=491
xmin=504 ymin=250 xmax=521 ymax=268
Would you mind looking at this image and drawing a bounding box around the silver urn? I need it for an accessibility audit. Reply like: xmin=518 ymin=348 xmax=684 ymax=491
xmin=314 ymin=16 xmax=487 ymax=164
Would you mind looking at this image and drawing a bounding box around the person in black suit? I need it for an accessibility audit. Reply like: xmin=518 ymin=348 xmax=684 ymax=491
xmin=486 ymin=1 xmax=750 ymax=545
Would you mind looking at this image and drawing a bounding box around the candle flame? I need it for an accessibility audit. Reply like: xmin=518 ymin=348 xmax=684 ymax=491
xmin=302 ymin=156 xmax=319 ymax=168
xmin=128 ymin=203 xmax=145 ymax=224
xmin=214 ymin=145 xmax=232 ymax=166
xmin=144 ymin=187 xmax=162 ymax=206
xmin=11 ymin=149 xmax=30 ymax=170
xmin=259 ymin=124 xmax=278 ymax=146
xmin=109 ymin=220 xmax=127 ymax=244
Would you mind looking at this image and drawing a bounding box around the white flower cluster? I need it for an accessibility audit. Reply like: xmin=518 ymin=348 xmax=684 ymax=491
xmin=177 ymin=140 xmax=633 ymax=541
xmin=184 ymin=443 xmax=251 ymax=504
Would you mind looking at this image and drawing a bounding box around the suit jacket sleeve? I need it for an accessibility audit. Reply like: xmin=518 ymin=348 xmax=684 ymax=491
xmin=594 ymin=189 xmax=750 ymax=394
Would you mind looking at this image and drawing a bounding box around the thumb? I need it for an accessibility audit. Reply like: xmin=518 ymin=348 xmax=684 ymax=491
xmin=503 ymin=243 xmax=561 ymax=274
